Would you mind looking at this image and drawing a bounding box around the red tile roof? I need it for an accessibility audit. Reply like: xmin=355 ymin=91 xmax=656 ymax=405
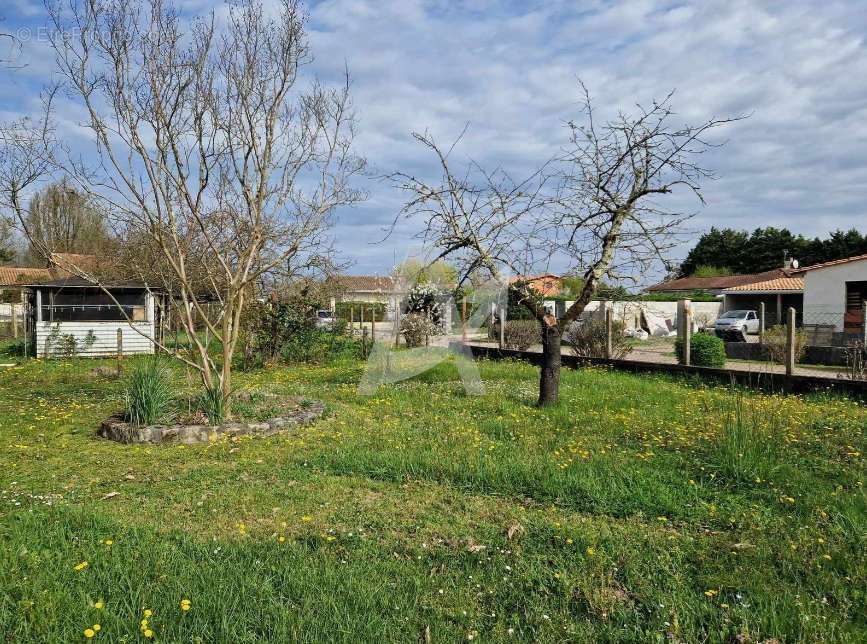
xmin=793 ymin=253 xmax=867 ymax=273
xmin=0 ymin=267 xmax=53 ymax=286
xmin=331 ymin=275 xmax=396 ymax=292
xmin=646 ymin=269 xmax=792 ymax=292
xmin=723 ymin=277 xmax=804 ymax=293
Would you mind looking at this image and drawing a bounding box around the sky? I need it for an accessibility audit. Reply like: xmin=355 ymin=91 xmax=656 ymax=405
xmin=2 ymin=0 xmax=867 ymax=283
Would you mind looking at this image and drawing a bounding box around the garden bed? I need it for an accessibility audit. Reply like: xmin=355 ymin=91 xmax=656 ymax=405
xmin=99 ymin=397 xmax=326 ymax=444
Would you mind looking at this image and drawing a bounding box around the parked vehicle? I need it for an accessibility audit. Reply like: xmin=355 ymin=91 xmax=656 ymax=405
xmin=713 ymin=309 xmax=760 ymax=341
xmin=313 ymin=310 xmax=336 ymax=329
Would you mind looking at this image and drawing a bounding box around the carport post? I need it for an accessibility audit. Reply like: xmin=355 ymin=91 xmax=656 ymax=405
xmin=758 ymin=302 xmax=766 ymax=343
xmin=785 ymin=307 xmax=796 ymax=376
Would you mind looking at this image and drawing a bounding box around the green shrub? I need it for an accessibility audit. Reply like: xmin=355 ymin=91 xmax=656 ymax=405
xmin=124 ymin=357 xmax=174 ymax=425
xmin=567 ymin=319 xmax=633 ymax=359
xmin=488 ymin=319 xmax=540 ymax=350
xmin=675 ymin=333 xmax=726 ymax=367
xmin=401 ymin=313 xmax=437 ymax=348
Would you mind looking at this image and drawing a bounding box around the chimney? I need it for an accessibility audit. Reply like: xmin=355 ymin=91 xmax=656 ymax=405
xmin=783 ymin=257 xmax=793 ymax=269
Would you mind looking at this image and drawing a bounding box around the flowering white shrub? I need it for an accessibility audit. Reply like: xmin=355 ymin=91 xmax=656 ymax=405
xmin=400 ymin=313 xmax=438 ymax=347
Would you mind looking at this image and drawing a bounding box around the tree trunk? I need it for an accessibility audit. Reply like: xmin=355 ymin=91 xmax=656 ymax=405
xmin=538 ymin=322 xmax=561 ymax=406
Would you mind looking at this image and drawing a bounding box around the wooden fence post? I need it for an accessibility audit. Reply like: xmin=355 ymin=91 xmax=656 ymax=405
xmin=605 ymin=307 xmax=614 ymax=359
xmin=362 ymin=327 xmax=369 ymax=358
xmin=758 ymin=302 xmax=766 ymax=343
xmin=350 ymin=306 xmax=354 ymax=335
xmin=462 ymin=296 xmax=467 ymax=344
xmin=117 ymin=328 xmax=124 ymax=375
xmin=785 ymin=307 xmax=796 ymax=376
xmin=370 ymin=306 xmax=375 ymax=341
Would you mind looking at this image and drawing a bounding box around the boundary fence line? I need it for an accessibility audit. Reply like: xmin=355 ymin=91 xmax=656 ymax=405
xmin=455 ymin=342 xmax=867 ymax=399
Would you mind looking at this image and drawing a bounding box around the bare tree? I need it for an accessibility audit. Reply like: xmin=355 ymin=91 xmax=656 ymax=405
xmin=28 ymin=0 xmax=365 ymax=413
xmin=391 ymin=85 xmax=740 ymax=405
xmin=22 ymin=179 xmax=111 ymax=264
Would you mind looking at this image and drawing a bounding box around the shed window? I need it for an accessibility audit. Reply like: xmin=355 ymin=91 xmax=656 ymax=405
xmin=41 ymin=288 xmax=147 ymax=322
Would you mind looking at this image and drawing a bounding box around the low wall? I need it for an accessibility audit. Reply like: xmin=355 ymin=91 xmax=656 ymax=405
xmin=542 ymin=299 xmax=723 ymax=331
xmin=456 ymin=342 xmax=867 ymax=399
xmin=724 ymin=342 xmax=851 ymax=366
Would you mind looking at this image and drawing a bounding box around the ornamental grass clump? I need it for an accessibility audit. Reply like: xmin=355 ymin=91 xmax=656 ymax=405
xmin=711 ymin=392 xmax=783 ymax=483
xmin=199 ymin=386 xmax=229 ymax=425
xmin=123 ymin=357 xmax=174 ymax=426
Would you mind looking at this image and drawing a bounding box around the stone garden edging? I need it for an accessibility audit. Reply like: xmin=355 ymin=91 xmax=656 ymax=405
xmin=98 ymin=400 xmax=326 ymax=445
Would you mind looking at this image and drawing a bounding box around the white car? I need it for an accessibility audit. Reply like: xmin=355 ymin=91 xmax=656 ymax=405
xmin=314 ymin=310 xmax=336 ymax=329
xmin=713 ymin=309 xmax=760 ymax=340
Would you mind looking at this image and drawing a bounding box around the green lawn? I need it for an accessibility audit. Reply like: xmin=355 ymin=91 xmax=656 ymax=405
xmin=0 ymin=351 xmax=864 ymax=642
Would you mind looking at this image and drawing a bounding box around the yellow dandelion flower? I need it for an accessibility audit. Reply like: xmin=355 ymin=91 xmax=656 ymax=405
xmin=180 ymin=599 xmax=191 ymax=611
xmin=144 ymin=629 xmax=153 ymax=638
xmin=586 ymin=547 xmax=594 ymax=555
xmin=657 ymin=516 xmax=667 ymax=522
xmin=823 ymin=554 xmax=832 ymax=560
xmin=104 ymin=540 xmax=113 ymax=546
xmin=84 ymin=628 xmax=95 ymax=638
xmin=94 ymin=601 xmax=104 ymax=609
xmin=143 ymin=609 xmax=152 ymax=617
xmin=74 ymin=561 xmax=88 ymax=571
xmin=301 ymin=516 xmax=312 ymax=522
xmin=92 ymin=624 xmax=101 ymax=632
xmin=704 ymin=589 xmax=718 ymax=597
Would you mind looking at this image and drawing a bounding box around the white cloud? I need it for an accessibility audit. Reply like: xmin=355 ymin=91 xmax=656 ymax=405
xmin=3 ymin=0 xmax=867 ymax=278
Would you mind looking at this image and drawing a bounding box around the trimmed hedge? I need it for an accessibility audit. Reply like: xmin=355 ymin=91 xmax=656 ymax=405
xmin=675 ymin=333 xmax=726 ymax=367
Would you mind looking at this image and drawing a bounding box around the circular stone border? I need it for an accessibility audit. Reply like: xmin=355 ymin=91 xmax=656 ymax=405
xmin=98 ymin=400 xmax=326 ymax=445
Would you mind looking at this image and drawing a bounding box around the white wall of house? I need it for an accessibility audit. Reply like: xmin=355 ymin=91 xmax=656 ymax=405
xmin=802 ymin=259 xmax=867 ymax=330
xmin=35 ymin=292 xmax=156 ymax=358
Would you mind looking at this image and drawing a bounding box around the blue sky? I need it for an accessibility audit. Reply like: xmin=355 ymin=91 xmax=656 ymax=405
xmin=3 ymin=0 xmax=867 ymax=282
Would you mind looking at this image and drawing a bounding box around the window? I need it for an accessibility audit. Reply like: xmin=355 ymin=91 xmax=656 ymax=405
xmin=40 ymin=288 xmax=147 ymax=322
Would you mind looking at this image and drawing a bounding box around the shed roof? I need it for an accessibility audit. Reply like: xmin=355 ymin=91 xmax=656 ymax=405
xmin=19 ymin=277 xmax=155 ymax=290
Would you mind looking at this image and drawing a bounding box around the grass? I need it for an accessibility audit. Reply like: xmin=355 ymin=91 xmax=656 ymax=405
xmin=0 ymin=351 xmax=864 ymax=641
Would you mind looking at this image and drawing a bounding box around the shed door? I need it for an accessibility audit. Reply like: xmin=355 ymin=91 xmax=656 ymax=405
xmin=844 ymin=281 xmax=867 ymax=332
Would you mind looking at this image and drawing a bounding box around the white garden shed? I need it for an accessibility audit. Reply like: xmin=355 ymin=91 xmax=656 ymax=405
xmin=25 ymin=278 xmax=159 ymax=358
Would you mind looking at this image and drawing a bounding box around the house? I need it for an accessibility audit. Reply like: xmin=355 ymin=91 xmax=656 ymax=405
xmin=508 ymin=274 xmax=562 ymax=296
xmin=646 ymin=268 xmax=795 ymax=297
xmin=794 ymin=253 xmax=867 ymax=342
xmin=24 ymin=277 xmax=159 ymax=358
xmin=328 ymin=275 xmax=401 ymax=320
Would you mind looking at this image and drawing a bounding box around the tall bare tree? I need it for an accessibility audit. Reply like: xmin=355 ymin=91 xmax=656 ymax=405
xmin=391 ymin=86 xmax=740 ymax=405
xmin=23 ymin=179 xmax=111 ymax=264
xmin=29 ymin=0 xmax=365 ymax=412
